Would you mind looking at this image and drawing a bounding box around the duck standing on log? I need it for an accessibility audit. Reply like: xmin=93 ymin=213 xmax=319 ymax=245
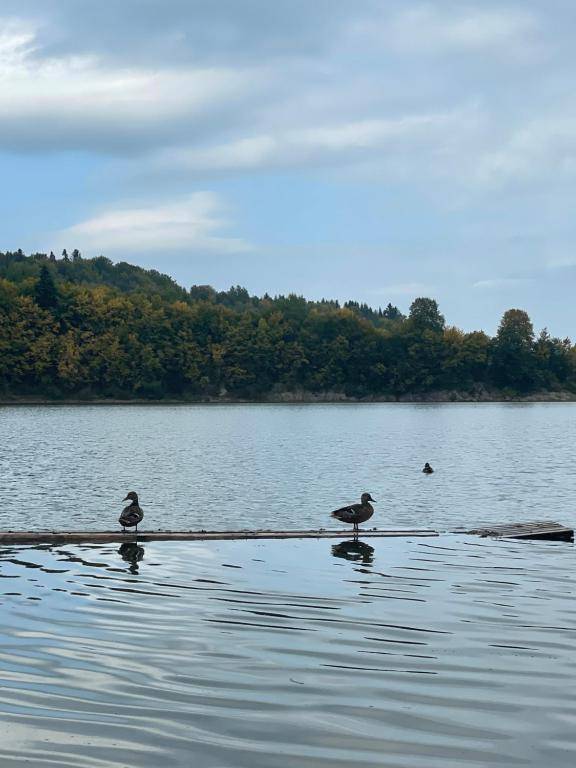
xmin=119 ymin=492 xmax=144 ymax=532
xmin=331 ymin=493 xmax=376 ymax=534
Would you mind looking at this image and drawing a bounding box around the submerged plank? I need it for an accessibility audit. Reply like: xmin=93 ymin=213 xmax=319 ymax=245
xmin=465 ymin=520 xmax=574 ymax=542
xmin=0 ymin=528 xmax=439 ymax=545
xmin=2 ymin=521 xmax=571 ymax=546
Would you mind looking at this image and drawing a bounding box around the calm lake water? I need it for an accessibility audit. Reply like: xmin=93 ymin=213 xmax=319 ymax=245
xmin=1 ymin=535 xmax=576 ymax=767
xmin=1 ymin=404 xmax=576 ymax=766
xmin=1 ymin=402 xmax=576 ymax=532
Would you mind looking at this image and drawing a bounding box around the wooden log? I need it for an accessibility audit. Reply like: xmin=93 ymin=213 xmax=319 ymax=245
xmin=0 ymin=528 xmax=439 ymax=545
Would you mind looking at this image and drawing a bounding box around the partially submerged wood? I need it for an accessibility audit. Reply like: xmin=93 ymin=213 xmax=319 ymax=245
xmin=0 ymin=528 xmax=439 ymax=545
xmin=465 ymin=520 xmax=574 ymax=542
xmin=1 ymin=521 xmax=572 ymax=546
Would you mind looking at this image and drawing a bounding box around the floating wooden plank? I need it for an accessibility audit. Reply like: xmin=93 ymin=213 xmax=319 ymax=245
xmin=465 ymin=520 xmax=574 ymax=542
xmin=0 ymin=528 xmax=439 ymax=545
xmin=1 ymin=522 xmax=571 ymax=546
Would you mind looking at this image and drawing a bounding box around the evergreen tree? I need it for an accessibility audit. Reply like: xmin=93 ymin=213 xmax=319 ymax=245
xmin=34 ymin=265 xmax=59 ymax=310
xmin=382 ymin=303 xmax=403 ymax=320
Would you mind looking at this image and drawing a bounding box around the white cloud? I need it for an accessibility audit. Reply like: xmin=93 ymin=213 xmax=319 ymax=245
xmin=154 ymin=107 xmax=479 ymax=173
xmin=0 ymin=19 xmax=264 ymax=152
xmin=54 ymin=193 xmax=250 ymax=254
xmin=0 ymin=19 xmax=34 ymax=64
xmin=0 ymin=10 xmax=547 ymax=196
xmin=473 ymin=277 xmax=534 ymax=289
xmin=378 ymin=4 xmax=538 ymax=56
xmin=475 ymin=117 xmax=576 ymax=185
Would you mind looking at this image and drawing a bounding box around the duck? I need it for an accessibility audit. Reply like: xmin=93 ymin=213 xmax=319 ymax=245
xmin=119 ymin=491 xmax=144 ymax=532
xmin=331 ymin=493 xmax=376 ymax=533
xmin=422 ymin=463 xmax=434 ymax=474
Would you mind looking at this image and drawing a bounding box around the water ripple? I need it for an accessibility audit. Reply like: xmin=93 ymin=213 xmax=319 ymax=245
xmin=2 ymin=403 xmax=576 ymax=533
xmin=0 ymin=536 xmax=575 ymax=766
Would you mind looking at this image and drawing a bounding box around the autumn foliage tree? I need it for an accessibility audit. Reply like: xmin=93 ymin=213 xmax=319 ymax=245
xmin=0 ymin=251 xmax=575 ymax=399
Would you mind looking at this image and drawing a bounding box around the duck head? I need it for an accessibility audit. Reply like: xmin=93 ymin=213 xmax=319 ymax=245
xmin=123 ymin=491 xmax=139 ymax=503
xmin=361 ymin=492 xmax=376 ymax=504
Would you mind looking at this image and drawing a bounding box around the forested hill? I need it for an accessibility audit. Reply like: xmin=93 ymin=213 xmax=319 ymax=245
xmin=0 ymin=249 xmax=574 ymax=401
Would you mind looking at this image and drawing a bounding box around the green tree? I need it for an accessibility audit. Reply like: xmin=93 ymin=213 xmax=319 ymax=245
xmin=491 ymin=309 xmax=536 ymax=392
xmin=534 ymin=329 xmax=572 ymax=390
xmin=2 ymin=250 xmax=576 ymax=400
xmin=408 ymin=298 xmax=445 ymax=332
xmin=34 ymin=265 xmax=59 ymax=310
xmin=382 ymin=303 xmax=403 ymax=320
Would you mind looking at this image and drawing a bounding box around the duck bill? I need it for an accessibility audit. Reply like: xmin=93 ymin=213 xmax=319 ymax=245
xmin=122 ymin=496 xmax=130 ymax=502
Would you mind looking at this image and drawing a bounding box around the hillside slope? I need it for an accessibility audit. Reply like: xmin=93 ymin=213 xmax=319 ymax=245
xmin=1 ymin=250 xmax=574 ymax=400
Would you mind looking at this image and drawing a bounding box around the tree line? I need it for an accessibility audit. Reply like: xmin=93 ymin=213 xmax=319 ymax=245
xmin=0 ymin=249 xmax=574 ymax=400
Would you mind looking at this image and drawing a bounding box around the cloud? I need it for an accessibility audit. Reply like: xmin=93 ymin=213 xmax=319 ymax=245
xmin=5 ymin=0 xmax=358 ymax=65
xmin=0 ymin=18 xmax=265 ymax=153
xmin=473 ymin=277 xmax=535 ymax=290
xmin=153 ymin=107 xmax=480 ymax=174
xmin=53 ymin=193 xmax=250 ymax=254
xmin=377 ymin=4 xmax=539 ymax=56
xmin=475 ymin=117 xmax=576 ymax=185
xmin=0 ymin=5 xmax=553 ymax=196
xmin=0 ymin=18 xmax=34 ymax=63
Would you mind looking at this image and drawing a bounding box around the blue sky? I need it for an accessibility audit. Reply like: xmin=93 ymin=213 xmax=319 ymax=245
xmin=1 ymin=1 xmax=575 ymax=335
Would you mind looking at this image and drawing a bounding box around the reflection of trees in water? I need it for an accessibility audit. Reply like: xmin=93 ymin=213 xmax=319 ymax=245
xmin=331 ymin=539 xmax=374 ymax=564
xmin=118 ymin=542 xmax=145 ymax=573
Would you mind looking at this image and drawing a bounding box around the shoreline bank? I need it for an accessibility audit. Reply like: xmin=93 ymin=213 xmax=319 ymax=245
xmin=1 ymin=389 xmax=576 ymax=405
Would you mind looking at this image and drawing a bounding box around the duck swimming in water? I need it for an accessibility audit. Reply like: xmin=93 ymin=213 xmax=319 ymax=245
xmin=119 ymin=491 xmax=144 ymax=532
xmin=422 ymin=463 xmax=434 ymax=474
xmin=331 ymin=493 xmax=376 ymax=533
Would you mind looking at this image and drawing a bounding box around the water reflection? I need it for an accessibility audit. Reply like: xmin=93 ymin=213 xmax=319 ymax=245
xmin=331 ymin=539 xmax=375 ymax=564
xmin=118 ymin=542 xmax=145 ymax=573
xmin=2 ymin=537 xmax=576 ymax=768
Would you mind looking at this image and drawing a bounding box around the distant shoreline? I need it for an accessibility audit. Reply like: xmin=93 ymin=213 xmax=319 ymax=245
xmin=2 ymin=390 xmax=576 ymax=405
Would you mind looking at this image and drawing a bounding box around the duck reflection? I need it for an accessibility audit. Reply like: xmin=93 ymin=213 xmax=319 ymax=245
xmin=331 ymin=539 xmax=375 ymax=564
xmin=118 ymin=542 xmax=145 ymax=574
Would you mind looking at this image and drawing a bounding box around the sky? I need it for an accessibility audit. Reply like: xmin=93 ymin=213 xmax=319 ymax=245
xmin=1 ymin=1 xmax=575 ymax=335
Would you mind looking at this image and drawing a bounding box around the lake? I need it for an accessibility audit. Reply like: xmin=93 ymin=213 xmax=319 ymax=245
xmin=1 ymin=403 xmax=576 ymax=532
xmin=1 ymin=535 xmax=576 ymax=767
xmin=1 ymin=404 xmax=576 ymax=766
